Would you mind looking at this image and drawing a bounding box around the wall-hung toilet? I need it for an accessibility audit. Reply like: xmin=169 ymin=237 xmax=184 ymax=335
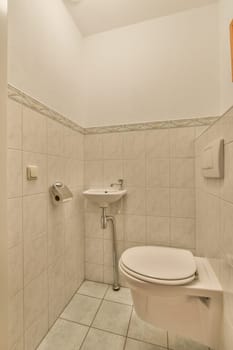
xmin=119 ymin=246 xmax=223 ymax=349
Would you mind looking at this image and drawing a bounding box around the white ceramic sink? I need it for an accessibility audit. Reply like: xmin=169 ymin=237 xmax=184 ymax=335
xmin=83 ymin=188 xmax=127 ymax=208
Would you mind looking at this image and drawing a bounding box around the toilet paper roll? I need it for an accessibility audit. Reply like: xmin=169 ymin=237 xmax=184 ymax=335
xmin=50 ymin=182 xmax=73 ymax=205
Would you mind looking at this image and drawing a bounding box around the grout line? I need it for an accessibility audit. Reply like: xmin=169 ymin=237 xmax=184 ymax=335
xmin=60 ymin=317 xmax=169 ymax=350
xmin=85 ymin=156 xmax=196 ymax=161
xmin=89 ymin=285 xmax=107 ymax=326
xmin=89 ymin=324 xmax=128 ymax=338
xmin=21 ymin=104 xmax=26 ymax=350
xmin=76 ymin=285 xmax=133 ymax=306
xmin=126 ymin=336 xmax=169 ymax=350
xmin=44 ymin=280 xmax=106 ymax=349
xmin=103 ymin=295 xmax=133 ymax=307
xmin=144 ymin=135 xmax=148 ymax=246
xmin=196 ymin=187 xmax=233 ymax=205
xmin=123 ymin=305 xmax=134 ymax=350
xmin=168 ymin=132 xmax=172 ymax=248
xmin=103 ymin=297 xmax=133 ymax=307
xmin=79 ymin=326 xmax=91 ymax=350
xmin=77 ymin=283 xmax=168 ymax=350
xmin=76 ymin=291 xmax=106 ymax=301
xmin=61 ymin=281 xmax=134 ymax=348
xmin=103 ymin=284 xmax=111 ymax=298
xmin=39 ymin=280 xmax=174 ymax=350
xmin=60 ymin=316 xmax=91 ymax=328
xmin=79 ymin=282 xmax=109 ymax=349
xmin=167 ymin=331 xmax=170 ymax=349
xmin=46 ymin=161 xmax=50 ymax=332
xmin=35 ymin=280 xmax=82 ymax=349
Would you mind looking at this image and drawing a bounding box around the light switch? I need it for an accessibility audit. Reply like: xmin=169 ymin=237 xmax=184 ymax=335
xmin=27 ymin=165 xmax=38 ymax=180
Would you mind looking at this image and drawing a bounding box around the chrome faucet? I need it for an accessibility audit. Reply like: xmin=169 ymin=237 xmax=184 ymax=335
xmin=110 ymin=179 xmax=124 ymax=190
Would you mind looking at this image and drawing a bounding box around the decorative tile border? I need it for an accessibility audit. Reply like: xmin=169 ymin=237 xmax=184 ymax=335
xmin=195 ymin=104 xmax=233 ymax=141
xmin=8 ymin=84 xmax=219 ymax=135
xmin=85 ymin=116 xmax=219 ymax=134
xmin=8 ymin=84 xmax=85 ymax=134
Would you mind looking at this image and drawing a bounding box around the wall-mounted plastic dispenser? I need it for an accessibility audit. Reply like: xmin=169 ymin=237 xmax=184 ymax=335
xmin=201 ymin=139 xmax=224 ymax=179
xmin=50 ymin=182 xmax=73 ymax=205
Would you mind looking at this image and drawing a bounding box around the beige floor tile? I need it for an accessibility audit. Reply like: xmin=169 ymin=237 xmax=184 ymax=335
xmin=125 ymin=338 xmax=165 ymax=350
xmin=81 ymin=328 xmax=125 ymax=350
xmin=37 ymin=319 xmax=88 ymax=350
xmin=168 ymin=334 xmax=209 ymax=350
xmin=104 ymin=286 xmax=133 ymax=305
xmin=61 ymin=294 xmax=101 ymax=326
xmin=128 ymin=310 xmax=167 ymax=347
xmin=93 ymin=300 xmax=132 ymax=336
xmin=78 ymin=280 xmax=109 ymax=299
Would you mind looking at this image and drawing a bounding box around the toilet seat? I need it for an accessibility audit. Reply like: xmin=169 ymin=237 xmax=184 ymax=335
xmin=119 ymin=247 xmax=223 ymax=348
xmin=120 ymin=246 xmax=197 ymax=286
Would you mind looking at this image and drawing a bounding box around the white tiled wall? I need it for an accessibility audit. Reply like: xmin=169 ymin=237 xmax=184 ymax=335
xmin=7 ymin=94 xmax=219 ymax=350
xmin=195 ymin=106 xmax=233 ymax=350
xmin=7 ymin=99 xmax=85 ymax=350
xmin=84 ymin=126 xmax=204 ymax=284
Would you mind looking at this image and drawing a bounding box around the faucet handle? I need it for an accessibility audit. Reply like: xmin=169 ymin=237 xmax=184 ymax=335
xmin=110 ymin=179 xmax=124 ymax=190
xmin=118 ymin=179 xmax=124 ymax=189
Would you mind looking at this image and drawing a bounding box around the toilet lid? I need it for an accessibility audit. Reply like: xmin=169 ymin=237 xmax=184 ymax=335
xmin=120 ymin=246 xmax=197 ymax=282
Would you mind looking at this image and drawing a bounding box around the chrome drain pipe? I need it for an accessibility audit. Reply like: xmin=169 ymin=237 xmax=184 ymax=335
xmin=101 ymin=207 xmax=120 ymax=291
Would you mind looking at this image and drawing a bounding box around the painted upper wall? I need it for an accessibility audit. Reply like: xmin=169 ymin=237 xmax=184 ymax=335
xmin=65 ymin=0 xmax=217 ymax=36
xmin=8 ymin=1 xmax=222 ymax=128
xmin=219 ymin=0 xmax=233 ymax=114
xmin=82 ymin=4 xmax=219 ymax=127
xmin=8 ymin=0 xmax=84 ymax=125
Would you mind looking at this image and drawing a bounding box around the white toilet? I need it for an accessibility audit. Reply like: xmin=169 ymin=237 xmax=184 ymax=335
xmin=119 ymin=246 xmax=223 ymax=349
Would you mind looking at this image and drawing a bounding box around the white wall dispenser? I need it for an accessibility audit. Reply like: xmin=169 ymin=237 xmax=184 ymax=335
xmin=201 ymin=138 xmax=224 ymax=179
xmin=50 ymin=182 xmax=73 ymax=205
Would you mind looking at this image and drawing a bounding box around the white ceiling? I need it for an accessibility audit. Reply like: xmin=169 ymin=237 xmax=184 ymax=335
xmin=64 ymin=0 xmax=217 ymax=36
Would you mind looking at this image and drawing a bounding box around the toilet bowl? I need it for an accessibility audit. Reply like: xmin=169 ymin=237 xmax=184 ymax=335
xmin=119 ymin=246 xmax=223 ymax=349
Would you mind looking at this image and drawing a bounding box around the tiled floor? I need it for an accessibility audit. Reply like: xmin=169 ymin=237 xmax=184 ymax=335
xmin=37 ymin=281 xmax=210 ymax=350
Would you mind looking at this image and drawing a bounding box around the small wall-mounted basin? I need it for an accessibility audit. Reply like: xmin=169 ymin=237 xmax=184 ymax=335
xmin=83 ymin=188 xmax=127 ymax=208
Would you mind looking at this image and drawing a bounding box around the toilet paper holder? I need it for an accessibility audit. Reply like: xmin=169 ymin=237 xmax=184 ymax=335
xmin=50 ymin=182 xmax=73 ymax=205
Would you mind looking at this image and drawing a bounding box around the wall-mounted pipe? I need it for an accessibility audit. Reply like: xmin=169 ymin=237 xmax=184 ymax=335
xmin=101 ymin=207 xmax=120 ymax=291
